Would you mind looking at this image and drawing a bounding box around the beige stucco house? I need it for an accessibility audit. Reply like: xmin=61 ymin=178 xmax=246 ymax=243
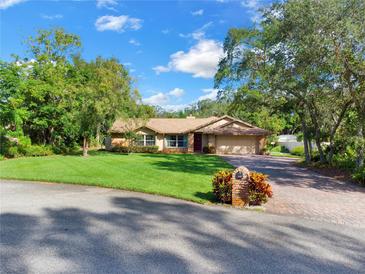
xmin=107 ymin=115 xmax=270 ymax=155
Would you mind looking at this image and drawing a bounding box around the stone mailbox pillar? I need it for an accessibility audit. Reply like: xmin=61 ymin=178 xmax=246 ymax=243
xmin=232 ymin=166 xmax=250 ymax=207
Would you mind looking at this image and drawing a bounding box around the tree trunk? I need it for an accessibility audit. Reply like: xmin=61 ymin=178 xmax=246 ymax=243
xmin=83 ymin=136 xmax=89 ymax=157
xmin=314 ymin=130 xmax=325 ymax=163
xmin=356 ymin=116 xmax=364 ymax=168
xmin=300 ymin=115 xmax=311 ymax=163
xmin=328 ymin=101 xmax=351 ymax=163
xmin=96 ymin=123 xmax=101 ymax=149
xmin=307 ymin=102 xmax=325 ymax=163
xmin=308 ymin=137 xmax=313 ymax=159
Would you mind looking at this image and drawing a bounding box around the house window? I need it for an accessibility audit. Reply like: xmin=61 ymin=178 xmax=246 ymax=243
xmin=166 ymin=135 xmax=187 ymax=148
xmin=136 ymin=135 xmax=155 ymax=146
xmin=145 ymin=135 xmax=155 ymax=146
xmin=136 ymin=135 xmax=145 ymax=146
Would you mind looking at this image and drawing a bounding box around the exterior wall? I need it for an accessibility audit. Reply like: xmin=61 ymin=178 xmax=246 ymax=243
xmin=110 ymin=129 xmax=161 ymax=150
xmin=216 ymin=135 xmax=257 ymax=155
xmin=202 ymin=134 xmax=208 ymax=147
xmin=111 ymin=133 xmax=128 ymax=147
xmin=156 ymin=134 xmax=164 ymax=151
xmin=188 ymin=133 xmax=194 ymax=153
xmin=208 ymin=135 xmax=216 ymax=147
xmin=257 ymin=137 xmax=266 ymax=154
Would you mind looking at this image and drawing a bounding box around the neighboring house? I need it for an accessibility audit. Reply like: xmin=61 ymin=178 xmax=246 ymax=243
xmin=107 ymin=115 xmax=270 ymax=155
xmin=277 ymin=134 xmax=316 ymax=152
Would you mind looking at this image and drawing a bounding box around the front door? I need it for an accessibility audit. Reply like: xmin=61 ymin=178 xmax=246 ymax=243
xmin=194 ymin=133 xmax=202 ymax=152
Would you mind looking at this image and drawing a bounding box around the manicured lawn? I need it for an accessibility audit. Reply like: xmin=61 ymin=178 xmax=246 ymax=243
xmin=0 ymin=151 xmax=233 ymax=203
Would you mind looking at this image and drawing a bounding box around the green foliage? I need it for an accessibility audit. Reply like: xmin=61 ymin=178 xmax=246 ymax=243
xmin=352 ymin=168 xmax=365 ymax=186
xmin=22 ymin=145 xmax=53 ymax=157
xmin=1 ymin=27 xmax=147 ymax=157
xmin=203 ymin=145 xmax=216 ymax=154
xmin=215 ymin=0 xmax=365 ymax=167
xmin=7 ymin=147 xmax=20 ymax=158
xmin=212 ymin=169 xmax=233 ymax=203
xmin=291 ymin=146 xmax=305 ymax=156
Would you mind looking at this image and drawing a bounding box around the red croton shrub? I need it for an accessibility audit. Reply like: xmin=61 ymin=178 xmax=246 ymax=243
xmin=248 ymin=172 xmax=273 ymax=206
xmin=212 ymin=169 xmax=272 ymax=205
xmin=212 ymin=170 xmax=233 ymax=203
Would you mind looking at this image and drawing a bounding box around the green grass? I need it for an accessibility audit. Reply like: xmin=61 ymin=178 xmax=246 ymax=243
xmin=269 ymin=151 xmax=303 ymax=159
xmin=0 ymin=151 xmax=233 ymax=203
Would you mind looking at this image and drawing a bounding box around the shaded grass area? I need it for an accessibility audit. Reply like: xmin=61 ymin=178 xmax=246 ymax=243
xmin=0 ymin=151 xmax=233 ymax=203
xmin=269 ymin=151 xmax=303 ymax=159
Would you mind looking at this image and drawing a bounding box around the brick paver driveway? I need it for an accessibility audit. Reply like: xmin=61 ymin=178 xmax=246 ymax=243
xmin=222 ymin=155 xmax=365 ymax=227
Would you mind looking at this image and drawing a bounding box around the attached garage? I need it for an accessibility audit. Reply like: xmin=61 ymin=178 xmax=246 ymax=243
xmin=198 ymin=120 xmax=270 ymax=155
xmin=216 ymin=135 xmax=257 ymax=155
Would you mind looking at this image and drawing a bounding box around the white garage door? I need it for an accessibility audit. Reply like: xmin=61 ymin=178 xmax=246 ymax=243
xmin=216 ymin=135 xmax=257 ymax=155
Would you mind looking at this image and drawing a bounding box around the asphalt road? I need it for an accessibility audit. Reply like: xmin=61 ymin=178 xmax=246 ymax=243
xmin=1 ymin=180 xmax=365 ymax=274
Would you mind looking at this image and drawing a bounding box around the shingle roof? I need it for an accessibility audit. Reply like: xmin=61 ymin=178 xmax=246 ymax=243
xmin=110 ymin=117 xmax=218 ymax=134
xmin=109 ymin=115 xmax=270 ymax=136
xmin=201 ymin=127 xmax=270 ymax=136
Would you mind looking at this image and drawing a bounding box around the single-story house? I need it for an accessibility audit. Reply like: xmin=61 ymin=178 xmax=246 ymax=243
xmin=106 ymin=115 xmax=270 ymax=155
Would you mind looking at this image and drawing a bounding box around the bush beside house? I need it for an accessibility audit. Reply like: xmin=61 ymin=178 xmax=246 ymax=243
xmin=111 ymin=145 xmax=159 ymax=154
xmin=203 ymin=145 xmax=216 ymax=154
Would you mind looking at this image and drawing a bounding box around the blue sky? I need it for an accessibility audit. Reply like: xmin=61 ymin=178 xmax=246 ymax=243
xmin=0 ymin=0 xmax=271 ymax=111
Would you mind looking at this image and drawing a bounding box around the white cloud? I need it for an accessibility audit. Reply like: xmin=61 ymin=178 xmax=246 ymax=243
xmin=129 ymin=38 xmax=141 ymax=46
xmin=95 ymin=15 xmax=142 ymax=32
xmin=142 ymin=88 xmax=185 ymax=108
xmin=179 ymin=21 xmax=213 ymax=40
xmin=216 ymin=0 xmax=228 ymax=3
xmin=142 ymin=92 xmax=169 ymax=105
xmin=153 ymin=65 xmax=170 ymax=74
xmin=162 ymin=104 xmax=188 ymax=112
xmin=241 ymin=0 xmax=262 ymax=23
xmin=0 ymin=0 xmax=25 ymax=9
xmin=41 ymin=14 xmax=63 ymax=20
xmin=191 ymin=9 xmax=204 ymax=16
xmin=198 ymin=88 xmax=218 ymax=101
xmin=161 ymin=29 xmax=170 ymax=34
xmin=168 ymin=88 xmax=184 ymax=97
xmin=153 ymin=39 xmax=223 ymax=79
xmin=241 ymin=0 xmax=259 ymax=9
xmin=96 ymin=0 xmax=118 ymax=10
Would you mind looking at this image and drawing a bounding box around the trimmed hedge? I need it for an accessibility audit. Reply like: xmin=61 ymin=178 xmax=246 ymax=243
xmin=291 ymin=146 xmax=305 ymax=156
xmin=111 ymin=145 xmax=159 ymax=153
xmin=22 ymin=145 xmax=54 ymax=157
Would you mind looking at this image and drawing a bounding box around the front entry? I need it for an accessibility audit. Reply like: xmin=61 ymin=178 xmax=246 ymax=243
xmin=193 ymin=133 xmax=202 ymax=152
